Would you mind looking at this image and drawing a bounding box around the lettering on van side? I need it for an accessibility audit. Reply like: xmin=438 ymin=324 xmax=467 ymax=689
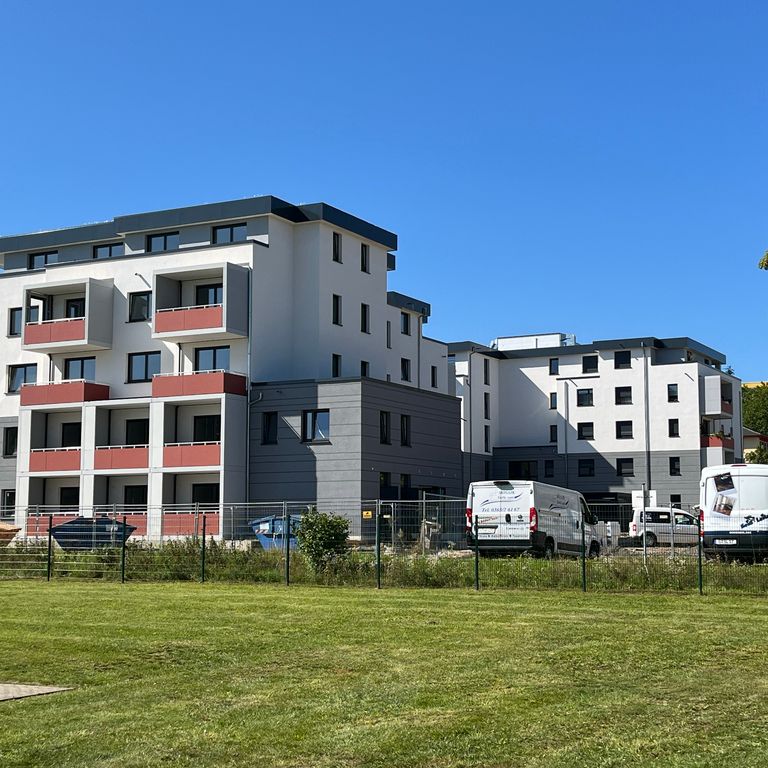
xmin=741 ymin=514 xmax=768 ymax=529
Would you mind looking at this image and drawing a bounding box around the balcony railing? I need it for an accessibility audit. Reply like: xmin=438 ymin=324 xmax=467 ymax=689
xmin=29 ymin=447 xmax=82 ymax=472
xmin=94 ymin=445 xmax=149 ymax=470
xmin=154 ymin=304 xmax=223 ymax=334
xmin=163 ymin=442 xmax=221 ymax=467
xmin=721 ymin=400 xmax=734 ymax=415
xmin=20 ymin=380 xmax=110 ymax=406
xmin=24 ymin=318 xmax=86 ymax=345
xmin=151 ymin=370 xmax=247 ymax=398
xmin=701 ymin=435 xmax=735 ymax=449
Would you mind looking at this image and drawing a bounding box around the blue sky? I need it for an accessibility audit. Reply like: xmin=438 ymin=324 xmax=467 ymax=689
xmin=1 ymin=1 xmax=766 ymax=378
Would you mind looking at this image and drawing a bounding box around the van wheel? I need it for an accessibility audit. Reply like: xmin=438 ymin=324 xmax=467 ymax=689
xmin=589 ymin=543 xmax=600 ymax=559
xmin=642 ymin=532 xmax=657 ymax=547
xmin=543 ymin=539 xmax=555 ymax=560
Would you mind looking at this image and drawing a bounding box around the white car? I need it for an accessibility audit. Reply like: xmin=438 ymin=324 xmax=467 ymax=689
xmin=628 ymin=507 xmax=698 ymax=547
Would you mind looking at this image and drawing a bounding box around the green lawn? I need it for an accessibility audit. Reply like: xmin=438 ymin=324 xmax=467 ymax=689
xmin=1 ymin=584 xmax=768 ymax=767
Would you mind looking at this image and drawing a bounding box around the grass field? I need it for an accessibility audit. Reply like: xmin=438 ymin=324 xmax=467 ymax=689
xmin=1 ymin=584 xmax=768 ymax=767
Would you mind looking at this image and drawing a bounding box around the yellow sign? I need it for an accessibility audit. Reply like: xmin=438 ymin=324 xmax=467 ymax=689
xmin=362 ymin=510 xmax=373 ymax=519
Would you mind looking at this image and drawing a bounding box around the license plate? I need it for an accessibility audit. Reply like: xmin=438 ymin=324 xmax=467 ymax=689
xmin=714 ymin=539 xmax=737 ymax=546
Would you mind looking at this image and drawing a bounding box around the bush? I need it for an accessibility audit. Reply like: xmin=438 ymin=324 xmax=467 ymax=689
xmin=296 ymin=508 xmax=349 ymax=571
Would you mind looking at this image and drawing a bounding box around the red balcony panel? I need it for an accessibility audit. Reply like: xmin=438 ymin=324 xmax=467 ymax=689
xmin=124 ymin=514 xmax=148 ymax=536
xmin=94 ymin=446 xmax=149 ymax=470
xmin=163 ymin=442 xmax=221 ymax=467
xmin=162 ymin=512 xmax=219 ymax=537
xmin=24 ymin=318 xmax=85 ymax=345
xmin=155 ymin=305 xmax=223 ymax=333
xmin=26 ymin=514 xmax=80 ymax=536
xmin=29 ymin=449 xmax=81 ymax=472
xmin=151 ymin=371 xmax=247 ymax=398
xmin=701 ymin=435 xmax=735 ymax=449
xmin=722 ymin=401 xmax=734 ymax=415
xmin=20 ymin=381 xmax=110 ymax=406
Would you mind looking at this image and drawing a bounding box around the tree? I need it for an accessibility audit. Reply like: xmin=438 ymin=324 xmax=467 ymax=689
xmin=743 ymin=384 xmax=768 ymax=435
xmin=747 ymin=442 xmax=768 ymax=465
xmin=760 ymin=251 xmax=768 ymax=270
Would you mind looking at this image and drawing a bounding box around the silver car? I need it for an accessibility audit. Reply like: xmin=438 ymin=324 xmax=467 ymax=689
xmin=628 ymin=507 xmax=698 ymax=547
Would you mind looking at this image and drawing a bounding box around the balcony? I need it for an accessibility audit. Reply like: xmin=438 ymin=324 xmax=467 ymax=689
xmin=701 ymin=435 xmax=735 ymax=449
xmin=163 ymin=442 xmax=221 ymax=467
xmin=20 ymin=380 xmax=110 ymax=407
xmin=151 ymin=371 xmax=247 ymax=398
xmin=22 ymin=278 xmax=113 ymax=352
xmin=94 ymin=446 xmax=149 ymax=470
xmin=29 ymin=448 xmax=81 ymax=472
xmin=152 ymin=263 xmax=248 ymax=342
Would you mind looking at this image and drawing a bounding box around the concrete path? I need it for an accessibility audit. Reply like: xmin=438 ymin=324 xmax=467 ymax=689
xmin=0 ymin=683 xmax=71 ymax=701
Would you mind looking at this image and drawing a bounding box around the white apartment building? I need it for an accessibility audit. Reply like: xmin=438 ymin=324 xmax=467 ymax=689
xmin=450 ymin=333 xmax=742 ymax=507
xmin=0 ymin=197 xmax=462 ymax=534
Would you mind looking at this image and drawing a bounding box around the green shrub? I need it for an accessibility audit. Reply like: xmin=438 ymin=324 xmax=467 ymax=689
xmin=296 ymin=508 xmax=349 ymax=571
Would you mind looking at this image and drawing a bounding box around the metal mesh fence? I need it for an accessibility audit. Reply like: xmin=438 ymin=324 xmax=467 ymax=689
xmin=2 ymin=500 xmax=768 ymax=593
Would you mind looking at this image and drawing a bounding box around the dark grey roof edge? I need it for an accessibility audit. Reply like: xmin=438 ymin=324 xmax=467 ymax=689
xmin=387 ymin=291 xmax=431 ymax=317
xmin=0 ymin=196 xmax=398 ymax=254
xmin=446 ymin=342 xmax=505 ymax=358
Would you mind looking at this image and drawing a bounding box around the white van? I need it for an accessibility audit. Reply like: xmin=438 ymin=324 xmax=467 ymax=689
xmin=465 ymin=480 xmax=601 ymax=557
xmin=628 ymin=507 xmax=699 ymax=547
xmin=700 ymin=464 xmax=768 ymax=559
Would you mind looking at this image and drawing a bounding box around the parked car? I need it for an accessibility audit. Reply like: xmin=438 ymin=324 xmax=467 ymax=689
xmin=628 ymin=507 xmax=698 ymax=547
xmin=465 ymin=480 xmax=600 ymax=557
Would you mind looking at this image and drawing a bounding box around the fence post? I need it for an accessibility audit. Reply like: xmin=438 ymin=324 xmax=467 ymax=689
xmin=375 ymin=499 xmax=381 ymax=590
xmin=46 ymin=514 xmax=53 ymax=582
xmin=580 ymin=509 xmax=587 ymax=593
xmin=473 ymin=516 xmax=480 ymax=591
xmin=120 ymin=515 xmax=127 ymax=584
xmin=283 ymin=501 xmax=290 ymax=587
xmin=697 ymin=511 xmax=704 ymax=596
xmin=200 ymin=513 xmax=207 ymax=583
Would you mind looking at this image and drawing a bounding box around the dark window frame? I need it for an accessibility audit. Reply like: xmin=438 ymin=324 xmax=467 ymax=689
xmin=669 ymin=418 xmax=680 ymax=438
xmin=146 ymin=231 xmax=180 ymax=253
xmin=125 ymin=418 xmax=150 ymax=446
xmin=195 ymin=283 xmax=223 ymax=307
xmin=360 ymin=303 xmax=370 ymax=333
xmin=577 ymin=422 xmax=594 ymax=441
xmin=93 ymin=242 xmax=125 ymax=260
xmin=332 ymin=294 xmax=343 ymax=326
xmin=549 ymin=392 xmax=557 ymax=410
xmin=400 ymin=358 xmax=411 ymax=382
xmin=61 ymin=422 xmax=82 ymax=448
xmin=360 ymin=360 xmax=370 ymax=377
xmin=509 ymin=460 xmax=538 ymax=481
xmin=261 ymin=412 xmax=278 ymax=445
xmin=483 ymin=392 xmax=491 ymax=420
xmin=578 ymin=458 xmax=595 ymax=477
xmin=669 ymin=456 xmax=681 ymax=476
xmin=616 ymin=420 xmax=633 ymax=440
xmin=582 ymin=355 xmax=598 ymax=374
xmin=380 ymin=411 xmax=391 ymax=444
xmin=194 ymin=345 xmax=229 ymax=372
xmin=28 ymin=250 xmax=57 ymax=270
xmin=668 ymin=383 xmax=679 ymax=403
xmin=615 ymin=386 xmax=632 ymax=405
xmin=128 ymin=291 xmax=153 ymax=323
xmin=7 ymin=364 xmax=36 ymax=393
xmin=64 ymin=356 xmax=96 ymax=381
xmin=212 ymin=223 xmax=247 ymax=245
xmin=65 ymin=298 xmax=86 ymax=318
xmin=549 ymin=358 xmax=559 ymax=375
xmin=124 ymin=485 xmax=148 ymax=507
xmin=549 ymin=424 xmax=557 ymax=443
xmin=577 ymin=388 xmax=593 ymax=407
xmin=332 ymin=354 xmax=342 ymax=378
xmin=401 ymin=414 xmax=411 ymax=447
xmin=3 ymin=426 xmax=18 ymax=458
xmin=127 ymin=351 xmax=162 ymax=383
xmin=8 ymin=307 xmax=22 ymax=337
xmin=332 ymin=232 xmax=342 ymax=263
xmin=614 ymin=350 xmax=632 ymax=369
xmin=401 ymin=311 xmax=411 ymax=336
xmin=483 ymin=358 xmax=490 ymax=385
xmin=617 ymin=458 xmax=635 ymax=477
xmin=431 ymin=366 xmax=438 ymax=388
xmin=193 ymin=414 xmax=221 ymax=443
xmin=302 ymin=409 xmax=331 ymax=443
xmin=360 ymin=243 xmax=370 ymax=273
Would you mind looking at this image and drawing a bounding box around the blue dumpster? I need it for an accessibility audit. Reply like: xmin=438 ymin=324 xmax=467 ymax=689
xmin=51 ymin=516 xmax=136 ymax=551
xmin=248 ymin=514 xmax=301 ymax=550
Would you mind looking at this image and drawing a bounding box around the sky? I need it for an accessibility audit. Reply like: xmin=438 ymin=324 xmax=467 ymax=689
xmin=1 ymin=1 xmax=766 ymax=379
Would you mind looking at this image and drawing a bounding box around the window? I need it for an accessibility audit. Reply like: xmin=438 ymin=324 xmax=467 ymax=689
xmin=617 ymin=458 xmax=634 ymax=477
xmin=3 ymin=427 xmax=17 ymax=458
xmin=399 ymin=474 xmax=411 ymax=496
xmin=544 ymin=459 xmax=554 ymax=478
xmin=578 ymin=459 xmax=595 ymax=477
xmin=194 ymin=346 xmax=229 ymax=372
xmin=483 ymin=358 xmax=490 ymax=385
xmin=668 ymin=383 xmax=679 ymax=403
xmin=193 ymin=414 xmax=221 ymax=442
xmin=484 ymin=425 xmax=490 ymax=453
xmin=212 ymin=223 xmax=247 ymax=244
xmin=401 ymin=358 xmax=411 ymax=382
xmin=670 ymin=494 xmax=682 ymax=508
xmin=400 ymin=414 xmax=411 ymax=447
xmin=61 ymin=422 xmax=81 ymax=448
xmin=549 ymin=358 xmax=559 ymax=375
xmin=431 ymin=366 xmax=438 ymax=388
xmin=578 ymin=422 xmax=594 ymax=440
xmin=146 ymin=232 xmax=179 ymax=253
xmin=616 ymin=421 xmax=633 ymax=439
xmin=8 ymin=364 xmax=36 ymax=393
xmin=66 ymin=298 xmax=85 ymax=318
xmin=614 ymin=350 xmax=631 ymax=369
xmin=8 ymin=308 xmax=22 ymax=337
xmin=125 ymin=419 xmax=149 ymax=445
xmin=549 ymin=392 xmax=557 ymax=410
xmin=93 ymin=242 xmax=124 ymax=259
xmin=128 ymin=352 xmax=161 ymax=383
xmin=2 ymin=490 xmax=16 ymax=512
xmin=332 ymin=232 xmax=342 ymax=262
xmin=379 ymin=411 xmax=391 ymax=444
xmin=360 ymin=303 xmax=370 ymax=333
xmin=669 ymin=456 xmax=681 ymax=476
xmin=577 ymin=388 xmax=593 ymax=407
xmin=668 ymin=418 xmax=680 ymax=438
xmin=360 ymin=243 xmax=370 ymax=273
xmin=332 ymin=294 xmax=342 ymax=325
xmin=128 ymin=292 xmax=152 ymax=322
xmin=483 ymin=392 xmax=490 ymax=420
xmin=261 ymin=412 xmax=278 ymax=445
xmin=332 ymin=354 xmax=342 ymax=378
xmin=615 ymin=386 xmax=632 ymax=405
xmin=195 ymin=284 xmax=223 ymax=306
xmin=401 ymin=312 xmax=411 ymax=335
xmin=28 ymin=251 xmax=56 ymax=270
xmin=303 ymin=409 xmax=330 ymax=442
xmin=549 ymin=424 xmax=557 ymax=443
xmin=64 ymin=357 xmax=95 ymax=381
xmin=379 ymin=472 xmax=392 ymax=493
xmin=192 ymin=483 xmax=220 ymax=505
xmin=124 ymin=485 xmax=148 ymax=508
xmin=582 ymin=355 xmax=598 ymax=374
xmin=509 ymin=460 xmax=538 ymax=480
xmin=26 ymin=305 xmax=39 ymax=323
xmin=59 ymin=487 xmax=79 ymax=511
xmin=361 ymin=360 xmax=370 ymax=377
xmin=386 ymin=321 xmax=392 ymax=349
